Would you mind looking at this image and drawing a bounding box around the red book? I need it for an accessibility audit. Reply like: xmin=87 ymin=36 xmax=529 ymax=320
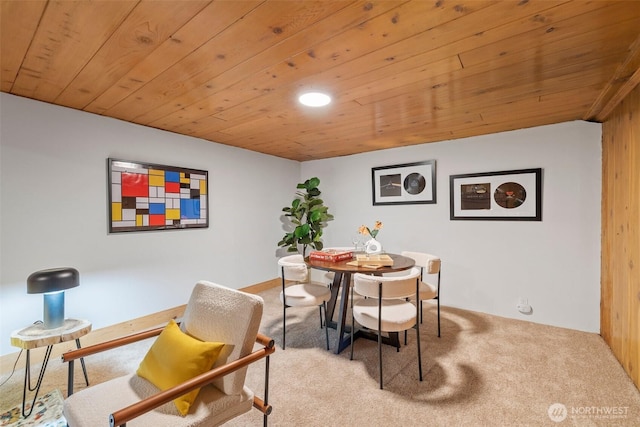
xmin=309 ymin=249 xmax=353 ymax=262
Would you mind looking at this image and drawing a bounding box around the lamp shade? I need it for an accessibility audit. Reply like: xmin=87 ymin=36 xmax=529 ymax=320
xmin=27 ymin=267 xmax=79 ymax=294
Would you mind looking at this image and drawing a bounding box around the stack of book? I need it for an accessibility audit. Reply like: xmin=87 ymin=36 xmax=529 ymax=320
xmin=308 ymin=249 xmax=354 ymax=262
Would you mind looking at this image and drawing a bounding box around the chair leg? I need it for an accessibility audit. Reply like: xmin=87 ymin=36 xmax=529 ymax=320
xmin=263 ymin=354 xmax=270 ymax=427
xmin=350 ymin=288 xmax=355 ymax=361
xmin=282 ymin=305 xmax=286 ymax=350
xmin=377 ymin=291 xmax=383 ymax=389
xmin=420 ymin=300 xmax=424 ymax=324
xmin=416 ymin=308 xmax=423 ymax=382
xmin=350 ymin=317 xmax=355 ymax=360
xmin=378 ymin=328 xmax=383 ymax=389
xmin=322 ymin=302 xmax=329 ymax=351
xmin=319 ymin=305 xmax=323 ymax=329
xmin=437 ymin=298 xmax=441 ymax=337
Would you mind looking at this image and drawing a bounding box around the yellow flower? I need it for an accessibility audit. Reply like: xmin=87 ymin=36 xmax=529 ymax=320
xmin=359 ymin=221 xmax=383 ymax=238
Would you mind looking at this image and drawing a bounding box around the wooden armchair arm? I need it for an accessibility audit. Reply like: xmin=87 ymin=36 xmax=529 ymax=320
xmin=109 ymin=333 xmax=275 ymax=427
xmin=62 ymin=326 xmax=166 ymax=362
xmin=62 ymin=325 xmax=170 ymax=396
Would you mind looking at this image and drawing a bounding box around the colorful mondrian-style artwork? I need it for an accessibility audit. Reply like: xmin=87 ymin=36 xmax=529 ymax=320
xmin=108 ymin=159 xmax=208 ymax=233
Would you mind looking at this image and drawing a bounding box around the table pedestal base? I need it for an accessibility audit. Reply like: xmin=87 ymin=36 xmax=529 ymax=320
xmin=327 ymin=320 xmax=400 ymax=354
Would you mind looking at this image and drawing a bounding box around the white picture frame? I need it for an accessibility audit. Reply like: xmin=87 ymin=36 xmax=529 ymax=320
xmin=449 ymin=168 xmax=542 ymax=221
xmin=372 ymin=160 xmax=436 ymax=206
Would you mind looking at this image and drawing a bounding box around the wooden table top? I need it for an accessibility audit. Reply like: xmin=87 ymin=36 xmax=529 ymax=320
xmin=306 ymin=252 xmax=415 ymax=274
xmin=10 ymin=318 xmax=92 ymax=350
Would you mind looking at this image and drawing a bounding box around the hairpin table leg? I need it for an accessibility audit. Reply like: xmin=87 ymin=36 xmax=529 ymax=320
xmin=21 ymin=345 xmax=53 ymax=418
xmin=76 ymin=338 xmax=89 ymax=386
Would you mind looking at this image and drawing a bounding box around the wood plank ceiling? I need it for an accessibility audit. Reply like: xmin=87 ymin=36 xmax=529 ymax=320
xmin=2 ymin=0 xmax=639 ymax=162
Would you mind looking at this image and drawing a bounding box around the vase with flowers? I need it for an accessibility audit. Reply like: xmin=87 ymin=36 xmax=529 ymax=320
xmin=358 ymin=221 xmax=383 ymax=254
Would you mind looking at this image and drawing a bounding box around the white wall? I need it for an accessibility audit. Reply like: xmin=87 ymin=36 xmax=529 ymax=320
xmin=303 ymin=121 xmax=602 ymax=333
xmin=0 ymin=93 xmax=602 ymax=356
xmin=0 ymin=93 xmax=299 ymax=356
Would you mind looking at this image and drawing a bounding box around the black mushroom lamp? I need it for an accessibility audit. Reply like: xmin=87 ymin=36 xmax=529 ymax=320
xmin=27 ymin=267 xmax=79 ymax=329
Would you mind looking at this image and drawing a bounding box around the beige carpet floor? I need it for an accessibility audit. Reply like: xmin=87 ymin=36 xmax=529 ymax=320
xmin=1 ymin=286 xmax=638 ymax=426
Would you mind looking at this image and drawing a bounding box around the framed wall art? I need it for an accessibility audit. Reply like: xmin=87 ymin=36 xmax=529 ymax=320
xmin=449 ymin=168 xmax=542 ymax=221
xmin=108 ymin=158 xmax=209 ymax=233
xmin=372 ymin=160 xmax=436 ymax=205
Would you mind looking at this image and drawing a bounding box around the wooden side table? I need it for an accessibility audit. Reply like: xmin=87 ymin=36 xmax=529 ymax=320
xmin=10 ymin=318 xmax=91 ymax=417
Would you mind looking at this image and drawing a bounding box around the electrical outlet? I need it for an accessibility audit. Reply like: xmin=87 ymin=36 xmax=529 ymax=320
xmin=517 ymin=297 xmax=532 ymax=314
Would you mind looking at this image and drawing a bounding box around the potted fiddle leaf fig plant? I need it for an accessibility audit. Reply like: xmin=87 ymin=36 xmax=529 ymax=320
xmin=278 ymin=177 xmax=334 ymax=257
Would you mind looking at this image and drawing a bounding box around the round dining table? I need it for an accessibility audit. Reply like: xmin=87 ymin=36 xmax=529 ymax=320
xmin=306 ymin=253 xmax=415 ymax=354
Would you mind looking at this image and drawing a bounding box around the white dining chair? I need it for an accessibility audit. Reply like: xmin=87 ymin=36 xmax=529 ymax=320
xmin=350 ymin=267 xmax=422 ymax=389
xmin=401 ymin=251 xmax=442 ymax=337
xmin=278 ymin=254 xmax=331 ymax=350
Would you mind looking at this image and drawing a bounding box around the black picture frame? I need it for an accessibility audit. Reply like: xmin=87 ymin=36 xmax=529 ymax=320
xmin=372 ymin=160 xmax=436 ymax=205
xmin=108 ymin=158 xmax=209 ymax=233
xmin=449 ymin=168 xmax=542 ymax=221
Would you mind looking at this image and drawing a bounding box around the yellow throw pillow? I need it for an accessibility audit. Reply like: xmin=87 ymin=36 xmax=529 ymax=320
xmin=136 ymin=319 xmax=224 ymax=416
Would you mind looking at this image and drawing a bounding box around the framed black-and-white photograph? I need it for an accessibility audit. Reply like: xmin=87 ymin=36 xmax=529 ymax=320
xmin=372 ymin=160 xmax=436 ymax=205
xmin=449 ymin=168 xmax=542 ymax=221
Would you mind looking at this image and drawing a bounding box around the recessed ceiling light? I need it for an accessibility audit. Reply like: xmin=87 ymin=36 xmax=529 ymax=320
xmin=298 ymin=92 xmax=331 ymax=107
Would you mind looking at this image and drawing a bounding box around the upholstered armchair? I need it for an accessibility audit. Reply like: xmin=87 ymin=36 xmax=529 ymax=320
xmin=62 ymin=281 xmax=274 ymax=426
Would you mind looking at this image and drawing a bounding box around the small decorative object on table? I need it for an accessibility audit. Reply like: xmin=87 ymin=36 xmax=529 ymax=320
xmin=347 ymin=254 xmax=394 ymax=269
xmin=309 ymin=249 xmax=353 ymax=262
xmin=358 ymin=221 xmax=383 ymax=254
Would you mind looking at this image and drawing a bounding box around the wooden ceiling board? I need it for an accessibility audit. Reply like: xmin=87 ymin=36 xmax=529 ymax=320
xmin=589 ymin=32 xmax=640 ymax=121
xmin=103 ymin=1 xmax=355 ymax=123
xmin=10 ymin=1 xmax=137 ymax=102
xmin=83 ymin=0 xmax=264 ymax=114
xmin=149 ymin=0 xmax=494 ymax=138
xmin=166 ymin=0 xmax=500 ymax=135
xmin=458 ymin=2 xmax=636 ymax=69
xmin=204 ymin=0 xmax=497 ymax=122
xmin=53 ymin=0 xmax=211 ymax=110
xmin=145 ymin=1 xmax=403 ymax=132
xmin=117 ymin=1 xmax=369 ymax=130
xmin=1 ymin=0 xmax=639 ymax=161
xmin=321 ymin=0 xmax=568 ymax=84
xmin=350 ymin=37 xmax=633 ymax=110
xmin=0 ymin=0 xmax=47 ymax=92
xmin=216 ymin=59 xmax=612 ymax=151
xmin=281 ymin=1 xmax=629 ymax=109
xmin=216 ymin=57 xmax=578 ymax=130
